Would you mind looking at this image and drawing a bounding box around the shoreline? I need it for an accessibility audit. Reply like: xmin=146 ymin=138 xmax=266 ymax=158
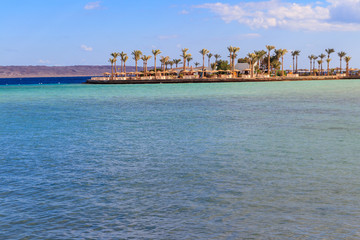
xmin=85 ymin=75 xmax=360 ymax=84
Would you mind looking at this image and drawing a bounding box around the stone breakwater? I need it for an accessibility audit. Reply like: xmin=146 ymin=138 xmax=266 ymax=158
xmin=86 ymin=76 xmax=360 ymax=84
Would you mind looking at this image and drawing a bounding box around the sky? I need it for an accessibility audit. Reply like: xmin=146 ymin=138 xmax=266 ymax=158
xmin=1 ymin=0 xmax=360 ymax=69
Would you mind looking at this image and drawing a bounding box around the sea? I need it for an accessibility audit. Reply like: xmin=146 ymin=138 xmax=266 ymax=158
xmin=1 ymin=77 xmax=360 ymax=239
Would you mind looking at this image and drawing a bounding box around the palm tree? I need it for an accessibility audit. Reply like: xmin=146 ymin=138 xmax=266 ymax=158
xmin=152 ymin=49 xmax=161 ymax=77
xmin=141 ymin=55 xmax=152 ymax=75
xmin=111 ymin=52 xmax=120 ymax=74
xmin=266 ymin=45 xmax=276 ymax=76
xmin=195 ymin=62 xmax=200 ymax=68
xmin=181 ymin=48 xmax=189 ymax=71
xmin=108 ymin=58 xmax=115 ymax=79
xmin=159 ymin=56 xmax=164 ymax=70
xmin=173 ymin=59 xmax=181 ymax=68
xmin=291 ymin=50 xmax=300 ymax=73
xmin=308 ymin=55 xmax=313 ymax=75
xmin=325 ymin=48 xmax=335 ymax=75
xmin=312 ymin=55 xmax=318 ymax=75
xmin=227 ymin=46 xmax=234 ymax=70
xmin=247 ymin=53 xmax=257 ymax=78
xmin=141 ymin=55 xmax=147 ymax=74
xmin=338 ymin=51 xmax=346 ymax=74
xmin=255 ymin=50 xmax=266 ymax=73
xmin=317 ymin=59 xmax=323 ymax=74
xmin=271 ymin=61 xmax=281 ymax=75
xmin=187 ymin=56 xmax=193 ymax=67
xmin=214 ymin=54 xmax=221 ymax=62
xmin=199 ymin=48 xmax=210 ymax=73
xmin=344 ymin=56 xmax=351 ymax=76
xmin=207 ymin=53 xmax=213 ymax=67
xmin=169 ymin=61 xmax=174 ymax=69
xmin=120 ymin=53 xmax=128 ymax=74
xmin=232 ymin=47 xmax=240 ymax=71
xmin=326 ymin=58 xmax=331 ymax=76
xmin=119 ymin=52 xmax=126 ymax=72
xmin=123 ymin=55 xmax=129 ymax=74
xmin=211 ymin=63 xmax=217 ymax=70
xmin=132 ymin=50 xmax=143 ymax=75
xmin=295 ymin=51 xmax=301 ymax=74
xmin=278 ymin=49 xmax=288 ymax=76
xmin=318 ymin=53 xmax=326 ymax=75
xmin=161 ymin=56 xmax=170 ymax=72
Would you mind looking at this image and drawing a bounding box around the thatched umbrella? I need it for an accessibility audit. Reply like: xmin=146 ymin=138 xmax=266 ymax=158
xmin=103 ymin=72 xmax=111 ymax=76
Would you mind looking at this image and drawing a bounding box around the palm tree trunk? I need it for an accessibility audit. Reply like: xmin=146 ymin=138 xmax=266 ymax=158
xmin=313 ymin=60 xmax=315 ymax=75
xmin=296 ymin=56 xmax=298 ymax=74
xmin=154 ymin=57 xmax=157 ymax=78
xmin=250 ymin=61 xmax=253 ymax=78
xmin=233 ymin=56 xmax=236 ymax=71
xmin=327 ymin=62 xmax=329 ymax=76
xmin=340 ymin=58 xmax=342 ymax=74
xmin=268 ymin=53 xmax=271 ymax=76
xmin=202 ymin=55 xmax=205 ymax=78
xmin=320 ymin=63 xmax=323 ymax=75
xmin=293 ymin=56 xmax=295 ymax=73
xmin=229 ymin=54 xmax=232 ymax=71
xmin=346 ymin=63 xmax=349 ymax=76
xmin=281 ymin=56 xmax=284 ymax=76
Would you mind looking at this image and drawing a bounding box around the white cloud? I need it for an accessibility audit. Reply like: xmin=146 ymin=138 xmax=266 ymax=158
xmin=328 ymin=0 xmax=360 ymax=23
xmin=179 ymin=10 xmax=190 ymax=15
xmin=39 ymin=59 xmax=50 ymax=64
xmin=195 ymin=0 xmax=360 ymax=31
xmin=239 ymin=33 xmax=262 ymax=39
xmin=84 ymin=1 xmax=101 ymax=10
xmin=81 ymin=45 xmax=93 ymax=52
xmin=157 ymin=34 xmax=178 ymax=40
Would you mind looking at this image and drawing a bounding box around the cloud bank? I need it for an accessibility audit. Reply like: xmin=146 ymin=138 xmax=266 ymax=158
xmin=196 ymin=0 xmax=360 ymax=31
xmin=84 ymin=1 xmax=101 ymax=10
xmin=81 ymin=45 xmax=93 ymax=52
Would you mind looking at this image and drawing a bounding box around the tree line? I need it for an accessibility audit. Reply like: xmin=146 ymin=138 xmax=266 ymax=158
xmin=107 ymin=46 xmax=352 ymax=78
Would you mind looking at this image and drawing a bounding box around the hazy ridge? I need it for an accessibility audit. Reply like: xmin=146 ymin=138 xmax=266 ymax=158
xmin=0 ymin=65 xmax=139 ymax=78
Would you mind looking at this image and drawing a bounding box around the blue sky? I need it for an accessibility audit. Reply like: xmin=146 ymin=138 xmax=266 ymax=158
xmin=1 ymin=0 xmax=360 ymax=69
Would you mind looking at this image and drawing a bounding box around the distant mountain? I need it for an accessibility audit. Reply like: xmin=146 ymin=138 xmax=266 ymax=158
xmin=0 ymin=65 xmax=142 ymax=78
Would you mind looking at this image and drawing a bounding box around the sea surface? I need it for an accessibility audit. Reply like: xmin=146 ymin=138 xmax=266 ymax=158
xmin=1 ymin=80 xmax=360 ymax=239
xmin=0 ymin=76 xmax=89 ymax=85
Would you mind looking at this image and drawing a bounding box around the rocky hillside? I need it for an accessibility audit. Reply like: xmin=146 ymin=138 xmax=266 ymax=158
xmin=0 ymin=65 xmax=140 ymax=78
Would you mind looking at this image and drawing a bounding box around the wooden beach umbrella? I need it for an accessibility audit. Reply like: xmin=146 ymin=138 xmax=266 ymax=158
xmin=103 ymin=72 xmax=111 ymax=76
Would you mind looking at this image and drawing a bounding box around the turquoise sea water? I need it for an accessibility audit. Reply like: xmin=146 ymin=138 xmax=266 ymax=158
xmin=1 ymin=80 xmax=360 ymax=239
